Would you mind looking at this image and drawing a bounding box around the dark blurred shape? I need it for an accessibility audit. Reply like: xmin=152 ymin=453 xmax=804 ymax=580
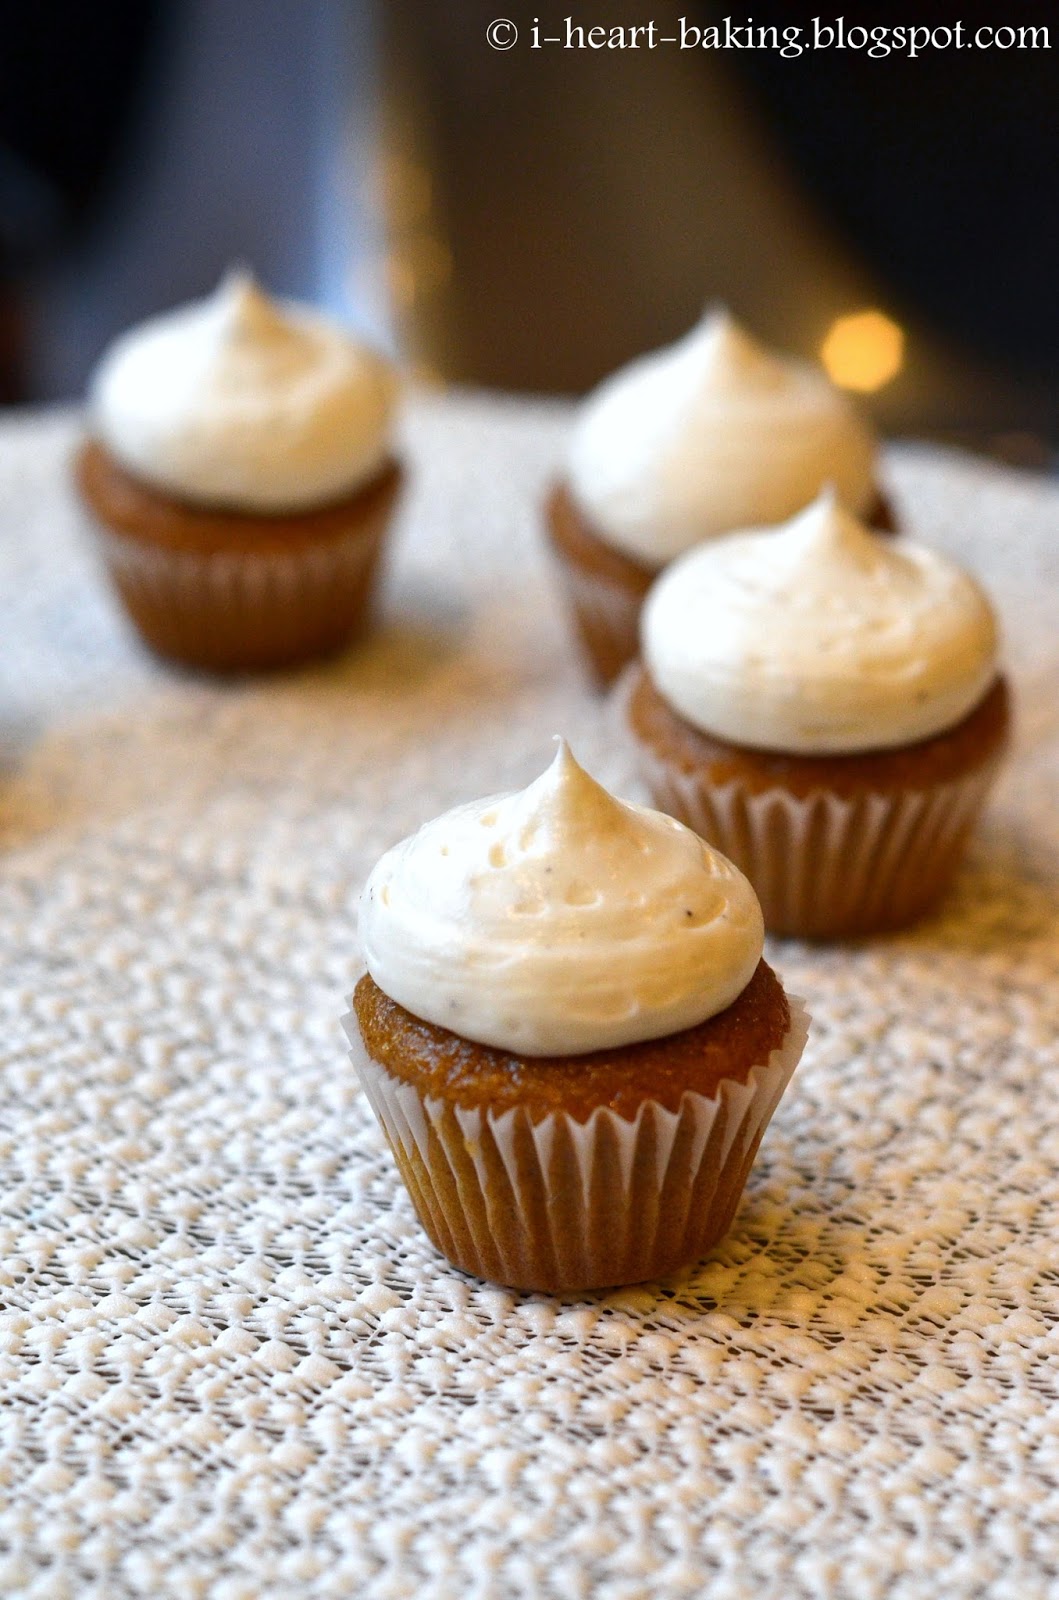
xmin=725 ymin=0 xmax=1059 ymax=386
xmin=957 ymin=431 xmax=1056 ymax=473
xmin=0 ymin=1 xmax=163 ymax=400
xmin=0 ymin=1 xmax=162 ymax=268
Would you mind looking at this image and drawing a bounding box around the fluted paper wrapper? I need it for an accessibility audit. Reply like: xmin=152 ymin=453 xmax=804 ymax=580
xmin=631 ymin=730 xmax=1003 ymax=939
xmin=344 ymin=1002 xmax=809 ymax=1293
xmin=93 ymin=515 xmax=389 ymax=673
xmin=550 ymin=556 xmax=645 ymax=689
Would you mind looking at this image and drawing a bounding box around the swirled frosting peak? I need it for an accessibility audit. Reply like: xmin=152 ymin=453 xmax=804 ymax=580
xmin=643 ymin=490 xmax=1000 ymax=755
xmin=359 ymin=741 xmax=764 ymax=1056
xmin=90 ymin=269 xmax=397 ymax=512
xmin=567 ymin=308 xmax=878 ymax=564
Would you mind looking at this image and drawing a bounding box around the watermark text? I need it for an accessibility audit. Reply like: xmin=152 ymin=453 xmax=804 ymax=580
xmin=485 ymin=16 xmax=1051 ymax=57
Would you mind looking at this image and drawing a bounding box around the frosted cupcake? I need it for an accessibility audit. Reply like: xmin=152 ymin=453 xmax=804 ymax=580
xmin=345 ymin=742 xmax=808 ymax=1292
xmin=624 ymin=491 xmax=1010 ymax=938
xmin=76 ymin=271 xmax=401 ymax=672
xmin=546 ymin=309 xmax=893 ymax=685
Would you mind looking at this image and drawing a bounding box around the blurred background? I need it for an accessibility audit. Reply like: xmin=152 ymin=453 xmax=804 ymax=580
xmin=2 ymin=0 xmax=1056 ymax=462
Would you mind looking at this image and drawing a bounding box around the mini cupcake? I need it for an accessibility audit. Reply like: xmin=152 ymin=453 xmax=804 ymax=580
xmin=345 ymin=742 xmax=808 ymax=1293
xmin=546 ymin=309 xmax=894 ymax=686
xmin=76 ymin=270 xmax=401 ymax=672
xmin=624 ymin=491 xmax=1010 ymax=938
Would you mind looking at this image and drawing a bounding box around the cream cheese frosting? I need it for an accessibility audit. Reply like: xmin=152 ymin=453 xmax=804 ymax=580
xmin=643 ymin=490 xmax=1000 ymax=755
xmin=567 ymin=309 xmax=878 ymax=565
xmin=359 ymin=741 xmax=764 ymax=1056
xmin=90 ymin=270 xmax=397 ymax=512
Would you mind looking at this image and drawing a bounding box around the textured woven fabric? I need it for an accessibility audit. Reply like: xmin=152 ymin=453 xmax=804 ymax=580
xmin=1 ymin=396 xmax=1058 ymax=1600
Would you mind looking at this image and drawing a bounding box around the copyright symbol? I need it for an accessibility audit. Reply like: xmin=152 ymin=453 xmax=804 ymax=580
xmin=487 ymin=18 xmax=517 ymax=49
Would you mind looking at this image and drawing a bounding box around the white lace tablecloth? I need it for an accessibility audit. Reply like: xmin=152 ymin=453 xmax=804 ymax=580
xmin=1 ymin=395 xmax=1058 ymax=1600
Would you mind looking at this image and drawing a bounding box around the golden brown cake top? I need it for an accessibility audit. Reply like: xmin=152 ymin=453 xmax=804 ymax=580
xmin=354 ymin=959 xmax=790 ymax=1123
xmin=76 ymin=439 xmax=401 ymax=554
xmin=627 ymin=664 xmax=1011 ymax=798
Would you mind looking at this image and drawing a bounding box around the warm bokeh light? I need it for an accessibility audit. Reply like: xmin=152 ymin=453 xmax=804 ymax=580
xmin=821 ymin=310 xmax=905 ymax=393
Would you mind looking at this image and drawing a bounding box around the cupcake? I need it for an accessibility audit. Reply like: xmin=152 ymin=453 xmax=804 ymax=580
xmin=546 ymin=308 xmax=894 ymax=686
xmin=345 ymin=742 xmax=808 ymax=1293
xmin=624 ymin=490 xmax=1010 ymax=938
xmin=76 ymin=271 xmax=401 ymax=672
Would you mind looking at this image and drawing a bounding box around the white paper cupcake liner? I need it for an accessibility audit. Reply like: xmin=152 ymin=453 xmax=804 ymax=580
xmin=92 ymin=518 xmax=387 ymax=672
xmin=553 ymin=557 xmax=645 ymax=688
xmin=344 ymin=999 xmax=809 ymax=1293
xmin=628 ymin=720 xmax=1004 ymax=938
